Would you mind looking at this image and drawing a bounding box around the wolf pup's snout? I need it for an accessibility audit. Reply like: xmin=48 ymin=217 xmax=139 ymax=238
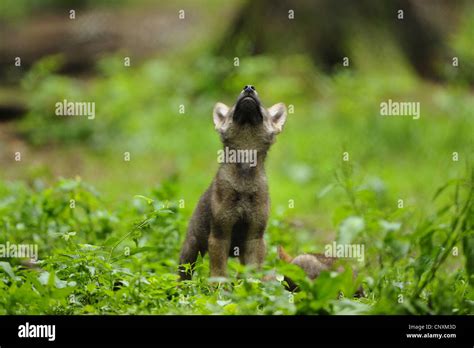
xmin=243 ymin=85 xmax=256 ymax=93
xmin=234 ymin=85 xmax=262 ymax=125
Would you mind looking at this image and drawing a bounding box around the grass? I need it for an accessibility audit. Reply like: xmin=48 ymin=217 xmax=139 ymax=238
xmin=0 ymin=165 xmax=472 ymax=314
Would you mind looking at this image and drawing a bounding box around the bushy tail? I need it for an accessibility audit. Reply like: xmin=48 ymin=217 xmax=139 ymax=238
xmin=178 ymin=235 xmax=200 ymax=280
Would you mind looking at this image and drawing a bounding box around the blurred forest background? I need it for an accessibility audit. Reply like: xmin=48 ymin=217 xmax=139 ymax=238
xmin=0 ymin=0 xmax=472 ymax=314
xmin=0 ymin=0 xmax=472 ymax=227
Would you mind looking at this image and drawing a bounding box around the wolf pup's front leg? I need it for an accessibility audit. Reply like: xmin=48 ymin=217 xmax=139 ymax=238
xmin=179 ymin=85 xmax=287 ymax=280
xmin=208 ymin=232 xmax=231 ymax=278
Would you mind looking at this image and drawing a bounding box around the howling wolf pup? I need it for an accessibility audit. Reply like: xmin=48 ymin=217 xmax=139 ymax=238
xmin=179 ymin=85 xmax=287 ymax=280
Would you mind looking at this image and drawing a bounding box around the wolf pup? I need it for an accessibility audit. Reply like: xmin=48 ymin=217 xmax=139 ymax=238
xmin=277 ymin=246 xmax=338 ymax=290
xmin=277 ymin=246 xmax=364 ymax=296
xmin=179 ymin=85 xmax=287 ymax=280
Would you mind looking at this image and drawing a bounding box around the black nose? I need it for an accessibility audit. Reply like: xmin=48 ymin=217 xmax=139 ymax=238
xmin=243 ymin=85 xmax=255 ymax=93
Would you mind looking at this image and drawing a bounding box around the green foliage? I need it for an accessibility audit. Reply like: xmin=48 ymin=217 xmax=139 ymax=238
xmin=14 ymin=49 xmax=474 ymax=226
xmin=0 ymin=170 xmax=472 ymax=315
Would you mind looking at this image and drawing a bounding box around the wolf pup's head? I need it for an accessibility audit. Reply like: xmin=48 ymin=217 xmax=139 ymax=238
xmin=213 ymin=85 xmax=287 ymax=152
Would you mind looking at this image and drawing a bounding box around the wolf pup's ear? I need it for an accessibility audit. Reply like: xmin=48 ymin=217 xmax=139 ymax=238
xmin=277 ymin=245 xmax=293 ymax=263
xmin=213 ymin=102 xmax=230 ymax=132
xmin=268 ymin=103 xmax=287 ymax=134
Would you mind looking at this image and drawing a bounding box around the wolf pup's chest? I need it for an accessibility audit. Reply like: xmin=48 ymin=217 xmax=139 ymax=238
xmin=214 ymin=179 xmax=268 ymax=213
